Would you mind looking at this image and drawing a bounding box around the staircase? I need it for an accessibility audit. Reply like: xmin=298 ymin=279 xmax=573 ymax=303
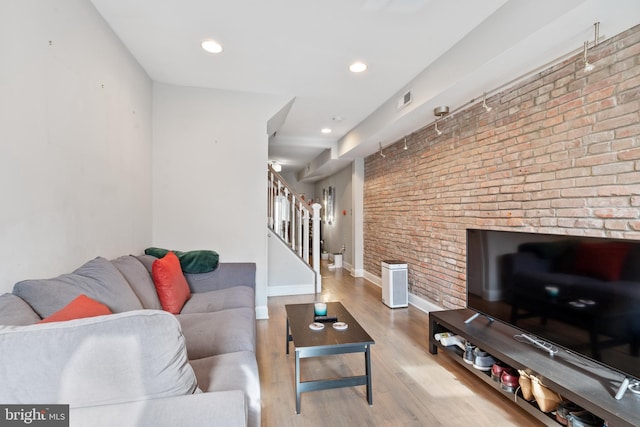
xmin=267 ymin=165 xmax=322 ymax=294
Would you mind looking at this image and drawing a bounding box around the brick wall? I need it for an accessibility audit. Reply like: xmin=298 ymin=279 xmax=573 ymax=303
xmin=364 ymin=24 xmax=640 ymax=309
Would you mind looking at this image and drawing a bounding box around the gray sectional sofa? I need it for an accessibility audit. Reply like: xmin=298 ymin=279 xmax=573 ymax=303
xmin=0 ymin=254 xmax=260 ymax=427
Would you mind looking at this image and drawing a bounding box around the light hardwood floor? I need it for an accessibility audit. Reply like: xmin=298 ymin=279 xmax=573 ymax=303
xmin=257 ymin=263 xmax=543 ymax=427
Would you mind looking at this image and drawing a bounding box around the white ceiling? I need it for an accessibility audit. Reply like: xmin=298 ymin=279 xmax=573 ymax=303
xmin=91 ymin=0 xmax=640 ymax=181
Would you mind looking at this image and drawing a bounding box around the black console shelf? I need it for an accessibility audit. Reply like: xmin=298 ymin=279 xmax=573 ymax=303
xmin=429 ymin=309 xmax=639 ymax=427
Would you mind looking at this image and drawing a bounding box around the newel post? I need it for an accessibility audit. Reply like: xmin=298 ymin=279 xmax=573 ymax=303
xmin=312 ymin=203 xmax=322 ymax=292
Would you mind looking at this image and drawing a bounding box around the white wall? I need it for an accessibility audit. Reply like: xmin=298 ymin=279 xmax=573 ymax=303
xmin=0 ymin=0 xmax=152 ymax=293
xmin=351 ymin=158 xmax=365 ymax=277
xmin=279 ymin=171 xmax=315 ymax=202
xmin=152 ymin=83 xmax=287 ymax=319
xmin=314 ymin=164 xmax=353 ymax=266
xmin=267 ymin=230 xmax=315 ymax=296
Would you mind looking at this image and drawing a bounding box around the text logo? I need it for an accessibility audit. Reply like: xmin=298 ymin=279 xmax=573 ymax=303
xmin=0 ymin=405 xmax=68 ymax=426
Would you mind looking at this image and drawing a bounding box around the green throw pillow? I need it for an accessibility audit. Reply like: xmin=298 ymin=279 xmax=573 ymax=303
xmin=144 ymin=247 xmax=219 ymax=274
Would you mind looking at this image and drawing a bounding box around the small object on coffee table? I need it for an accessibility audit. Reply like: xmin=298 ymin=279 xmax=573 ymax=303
xmin=309 ymin=322 xmax=324 ymax=331
xmin=333 ymin=322 xmax=348 ymax=330
xmin=314 ymin=302 xmax=328 ymax=316
xmin=314 ymin=315 xmax=338 ymax=322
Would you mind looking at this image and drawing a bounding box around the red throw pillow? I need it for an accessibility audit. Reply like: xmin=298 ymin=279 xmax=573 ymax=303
xmin=152 ymin=251 xmax=191 ymax=314
xmin=38 ymin=294 xmax=112 ymax=324
xmin=573 ymin=242 xmax=631 ymax=281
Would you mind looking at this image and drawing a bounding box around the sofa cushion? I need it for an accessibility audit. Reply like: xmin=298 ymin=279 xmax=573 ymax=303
xmin=112 ymin=255 xmax=162 ymax=310
xmin=190 ymin=351 xmax=260 ymax=427
xmin=13 ymin=257 xmax=143 ymax=318
xmin=177 ymin=308 xmax=256 ymax=359
xmin=185 ymin=263 xmax=256 ymax=293
xmin=38 ymin=294 xmax=112 ymax=324
xmin=135 ymin=254 xmax=156 ymax=273
xmin=152 ymin=252 xmax=192 ymax=314
xmin=181 ymin=286 xmax=255 ymax=314
xmin=0 ymin=310 xmax=198 ymax=407
xmin=0 ymin=293 xmax=40 ymax=325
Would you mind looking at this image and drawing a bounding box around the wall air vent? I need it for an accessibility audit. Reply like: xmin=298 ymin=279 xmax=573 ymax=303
xmin=397 ymin=90 xmax=412 ymax=110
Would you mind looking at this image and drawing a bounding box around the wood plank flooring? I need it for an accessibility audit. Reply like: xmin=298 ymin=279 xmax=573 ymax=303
xmin=257 ymin=263 xmax=543 ymax=426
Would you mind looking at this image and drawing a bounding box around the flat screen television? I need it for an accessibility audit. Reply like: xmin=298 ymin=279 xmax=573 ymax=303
xmin=466 ymin=228 xmax=640 ymax=382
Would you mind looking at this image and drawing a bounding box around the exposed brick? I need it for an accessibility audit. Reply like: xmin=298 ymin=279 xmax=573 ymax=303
xmin=525 ymin=172 xmax=556 ymax=183
xmin=542 ymin=178 xmax=576 ymax=190
xmin=557 ymin=218 xmax=578 ymax=228
xmin=551 ymin=198 xmax=585 ymax=208
xmin=525 ymin=209 xmax=555 ymax=218
xmin=556 ymin=167 xmax=589 ymax=179
xmin=556 ymin=208 xmax=592 ymax=217
xmin=594 ymin=208 xmax=639 ymax=218
xmin=597 ymin=101 xmax=640 ymax=121
xmin=559 ymin=98 xmax=585 ymax=114
xmin=363 ymin=25 xmax=640 ymax=309
xmin=540 ymin=217 xmax=558 ymax=227
xmin=618 ymin=74 xmax=640 ymax=92
xmin=575 ymin=175 xmax=616 ymax=187
xmin=592 ymin=161 xmax=634 ymax=175
xmin=616 ymin=123 xmax=640 ymax=139
xmin=616 ymin=42 xmax=640 ymax=62
xmin=586 ymin=86 xmax=616 ymax=103
xmin=604 ymin=220 xmax=629 ymax=231
xmin=593 ymin=113 xmax=639 ymax=133
xmin=575 ymin=152 xmax=618 ymax=167
xmin=523 ymin=199 xmax=550 ymax=209
xmin=573 ymin=219 xmax=605 ymax=229
xmin=598 ymin=185 xmax=640 ymax=196
xmin=587 ymin=197 xmax=631 ymax=208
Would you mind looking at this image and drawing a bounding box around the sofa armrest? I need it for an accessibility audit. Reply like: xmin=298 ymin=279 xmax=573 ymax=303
xmin=71 ymin=390 xmax=247 ymax=427
xmin=184 ymin=263 xmax=256 ymax=293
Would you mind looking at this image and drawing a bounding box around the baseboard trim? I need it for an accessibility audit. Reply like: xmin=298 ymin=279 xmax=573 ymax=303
xmin=408 ymin=293 xmax=443 ymax=314
xmin=267 ymin=284 xmax=315 ymax=297
xmin=362 ymin=271 xmax=442 ymax=314
xmin=351 ymin=268 xmax=365 ymax=278
xmin=364 ymin=270 xmax=381 ymax=287
xmin=256 ymin=305 xmax=269 ymax=320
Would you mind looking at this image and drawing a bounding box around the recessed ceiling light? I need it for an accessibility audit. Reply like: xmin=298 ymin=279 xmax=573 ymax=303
xmin=321 ymin=128 xmax=332 ymax=134
xmin=201 ymin=39 xmax=223 ymax=54
xmin=349 ymin=62 xmax=367 ymax=73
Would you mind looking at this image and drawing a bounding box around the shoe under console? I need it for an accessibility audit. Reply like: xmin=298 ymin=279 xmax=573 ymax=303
xmin=429 ymin=309 xmax=639 ymax=427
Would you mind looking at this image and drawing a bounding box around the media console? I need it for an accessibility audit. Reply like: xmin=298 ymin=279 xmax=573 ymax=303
xmin=429 ymin=309 xmax=639 ymax=427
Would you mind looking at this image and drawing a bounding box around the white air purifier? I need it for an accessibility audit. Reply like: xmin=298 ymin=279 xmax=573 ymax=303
xmin=381 ymin=260 xmax=408 ymax=308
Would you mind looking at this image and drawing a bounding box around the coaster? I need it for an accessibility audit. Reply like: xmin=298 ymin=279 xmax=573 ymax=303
xmin=309 ymin=322 xmax=325 ymax=331
xmin=332 ymin=322 xmax=348 ymax=330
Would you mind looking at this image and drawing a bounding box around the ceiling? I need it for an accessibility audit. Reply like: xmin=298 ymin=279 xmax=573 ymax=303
xmin=91 ymin=0 xmax=640 ymax=182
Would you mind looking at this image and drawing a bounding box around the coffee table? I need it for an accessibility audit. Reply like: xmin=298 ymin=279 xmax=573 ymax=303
xmin=285 ymin=302 xmax=375 ymax=414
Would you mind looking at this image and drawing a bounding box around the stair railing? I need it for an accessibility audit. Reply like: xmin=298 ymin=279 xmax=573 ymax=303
xmin=268 ymin=165 xmax=321 ymax=291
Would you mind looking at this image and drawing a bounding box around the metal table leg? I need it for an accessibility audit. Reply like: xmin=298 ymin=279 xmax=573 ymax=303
xmin=295 ymin=350 xmax=301 ymax=414
xmin=365 ymin=344 xmax=373 ymax=405
xmin=286 ymin=317 xmax=290 ymax=355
